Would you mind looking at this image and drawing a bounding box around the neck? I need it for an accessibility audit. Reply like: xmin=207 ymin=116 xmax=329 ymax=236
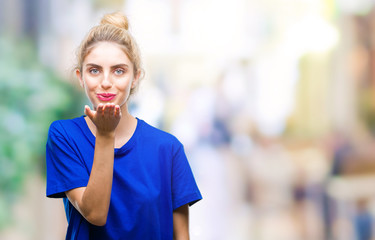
xmin=115 ymin=104 xmax=136 ymax=135
xmin=113 ymin=105 xmax=137 ymax=148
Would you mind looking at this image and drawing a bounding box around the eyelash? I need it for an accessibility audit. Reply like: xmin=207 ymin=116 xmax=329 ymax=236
xmin=114 ymin=69 xmax=125 ymax=75
xmin=87 ymin=68 xmax=126 ymax=75
xmin=89 ymin=68 xmax=99 ymax=74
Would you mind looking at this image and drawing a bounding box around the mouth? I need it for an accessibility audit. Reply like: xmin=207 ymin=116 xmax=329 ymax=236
xmin=97 ymin=93 xmax=116 ymax=101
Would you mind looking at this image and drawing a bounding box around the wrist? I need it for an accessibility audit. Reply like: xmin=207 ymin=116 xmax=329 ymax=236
xmin=96 ymin=130 xmax=116 ymax=139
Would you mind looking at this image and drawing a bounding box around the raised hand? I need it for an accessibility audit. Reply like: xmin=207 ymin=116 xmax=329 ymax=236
xmin=84 ymin=103 xmax=121 ymax=135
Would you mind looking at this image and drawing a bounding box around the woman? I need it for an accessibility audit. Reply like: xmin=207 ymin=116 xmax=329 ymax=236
xmin=46 ymin=12 xmax=202 ymax=240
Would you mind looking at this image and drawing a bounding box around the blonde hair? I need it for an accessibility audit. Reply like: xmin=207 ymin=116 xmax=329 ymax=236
xmin=75 ymin=12 xmax=143 ymax=94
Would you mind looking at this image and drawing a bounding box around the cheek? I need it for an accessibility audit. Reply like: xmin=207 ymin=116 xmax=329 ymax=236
xmin=116 ymin=77 xmax=133 ymax=91
xmin=83 ymin=77 xmax=97 ymax=90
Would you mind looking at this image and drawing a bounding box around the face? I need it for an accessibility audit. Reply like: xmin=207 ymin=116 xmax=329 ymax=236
xmin=76 ymin=41 xmax=139 ymax=111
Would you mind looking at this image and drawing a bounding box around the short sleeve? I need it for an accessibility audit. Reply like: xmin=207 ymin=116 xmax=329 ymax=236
xmin=171 ymin=142 xmax=202 ymax=210
xmin=46 ymin=121 xmax=89 ymax=198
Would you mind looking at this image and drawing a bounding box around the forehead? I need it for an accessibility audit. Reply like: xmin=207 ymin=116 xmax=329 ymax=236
xmin=84 ymin=42 xmax=133 ymax=67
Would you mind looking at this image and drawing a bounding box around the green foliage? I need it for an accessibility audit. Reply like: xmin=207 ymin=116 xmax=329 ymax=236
xmin=0 ymin=36 xmax=85 ymax=229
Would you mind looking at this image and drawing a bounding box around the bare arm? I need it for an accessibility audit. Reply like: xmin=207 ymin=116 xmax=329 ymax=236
xmin=66 ymin=103 xmax=121 ymax=226
xmin=173 ymin=204 xmax=190 ymax=240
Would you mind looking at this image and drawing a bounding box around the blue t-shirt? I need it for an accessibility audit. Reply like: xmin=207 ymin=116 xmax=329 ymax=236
xmin=46 ymin=116 xmax=202 ymax=240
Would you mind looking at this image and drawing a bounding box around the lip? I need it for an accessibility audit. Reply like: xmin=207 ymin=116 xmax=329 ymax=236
xmin=97 ymin=93 xmax=116 ymax=101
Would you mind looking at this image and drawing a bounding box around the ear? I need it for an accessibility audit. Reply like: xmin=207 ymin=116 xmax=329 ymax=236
xmin=131 ymin=70 xmax=141 ymax=89
xmin=76 ymin=69 xmax=84 ymax=87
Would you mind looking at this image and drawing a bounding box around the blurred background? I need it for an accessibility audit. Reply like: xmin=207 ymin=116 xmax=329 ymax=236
xmin=2 ymin=0 xmax=375 ymax=239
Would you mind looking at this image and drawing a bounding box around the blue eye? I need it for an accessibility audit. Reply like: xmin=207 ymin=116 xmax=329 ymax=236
xmin=114 ymin=69 xmax=124 ymax=75
xmin=89 ymin=68 xmax=99 ymax=74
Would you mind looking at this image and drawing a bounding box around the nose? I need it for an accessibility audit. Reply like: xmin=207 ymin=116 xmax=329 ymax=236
xmin=101 ymin=73 xmax=113 ymax=89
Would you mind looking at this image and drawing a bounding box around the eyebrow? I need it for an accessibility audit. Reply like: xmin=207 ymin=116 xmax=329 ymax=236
xmin=85 ymin=63 xmax=129 ymax=69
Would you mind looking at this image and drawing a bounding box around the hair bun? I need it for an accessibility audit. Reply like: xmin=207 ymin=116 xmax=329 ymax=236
xmin=100 ymin=12 xmax=129 ymax=30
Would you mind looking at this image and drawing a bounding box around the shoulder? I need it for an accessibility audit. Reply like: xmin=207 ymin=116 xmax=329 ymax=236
xmin=137 ymin=119 xmax=183 ymax=149
xmin=48 ymin=116 xmax=84 ymax=138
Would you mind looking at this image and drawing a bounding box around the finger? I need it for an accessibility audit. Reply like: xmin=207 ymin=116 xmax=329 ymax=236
xmin=108 ymin=104 xmax=115 ymax=116
xmin=84 ymin=105 xmax=95 ymax=119
xmin=97 ymin=104 xmax=104 ymax=116
xmin=114 ymin=105 xmax=121 ymax=118
xmin=84 ymin=105 xmax=89 ymax=116
xmin=103 ymin=103 xmax=111 ymax=115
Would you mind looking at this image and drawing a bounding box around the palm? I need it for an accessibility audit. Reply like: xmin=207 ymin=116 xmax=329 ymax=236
xmin=85 ymin=103 xmax=121 ymax=134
